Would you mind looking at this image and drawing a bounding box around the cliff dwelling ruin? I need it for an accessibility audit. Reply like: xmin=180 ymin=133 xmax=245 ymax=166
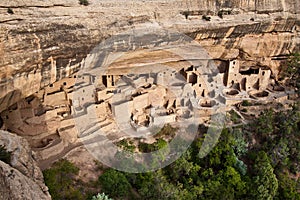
xmin=0 ymin=53 xmax=292 ymax=163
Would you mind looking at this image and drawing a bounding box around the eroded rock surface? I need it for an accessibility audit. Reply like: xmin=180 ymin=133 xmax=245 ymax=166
xmin=0 ymin=0 xmax=299 ymax=112
xmin=0 ymin=130 xmax=51 ymax=200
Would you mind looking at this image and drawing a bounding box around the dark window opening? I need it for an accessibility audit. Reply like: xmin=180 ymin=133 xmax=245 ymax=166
xmin=102 ymin=76 xmax=107 ymax=87
xmin=240 ymin=68 xmax=259 ymax=75
xmin=0 ymin=116 xmax=3 ymax=128
xmin=188 ymin=73 xmax=197 ymax=85
xmin=241 ymin=78 xmax=246 ymax=90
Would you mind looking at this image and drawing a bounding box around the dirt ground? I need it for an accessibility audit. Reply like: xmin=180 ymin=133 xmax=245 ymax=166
xmin=63 ymin=146 xmax=106 ymax=183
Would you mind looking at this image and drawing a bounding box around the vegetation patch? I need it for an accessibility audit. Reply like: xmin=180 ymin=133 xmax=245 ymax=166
xmin=280 ymin=52 xmax=300 ymax=96
xmin=138 ymin=138 xmax=167 ymax=153
xmin=154 ymin=124 xmax=177 ymax=139
xmin=79 ymin=0 xmax=89 ymax=6
xmin=115 ymin=139 xmax=136 ymax=152
xmin=7 ymin=8 xmax=14 ymax=14
xmin=98 ymin=169 xmax=131 ymax=198
xmin=228 ymin=109 xmax=242 ymax=124
xmin=43 ymin=159 xmax=92 ymax=200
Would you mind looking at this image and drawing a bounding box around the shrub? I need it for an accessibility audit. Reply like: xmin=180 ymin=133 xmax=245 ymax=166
xmin=202 ymin=15 xmax=211 ymax=21
xmin=79 ymin=0 xmax=89 ymax=6
xmin=154 ymin=124 xmax=177 ymax=138
xmin=7 ymin=8 xmax=14 ymax=14
xmin=92 ymin=193 xmax=113 ymax=200
xmin=116 ymin=139 xmax=135 ymax=152
xmin=98 ymin=169 xmax=131 ymax=198
xmin=229 ymin=110 xmax=241 ymax=124
xmin=241 ymin=100 xmax=252 ymax=106
xmin=43 ymin=159 xmax=84 ymax=200
xmin=0 ymin=145 xmax=11 ymax=164
xmin=138 ymin=139 xmax=167 ymax=153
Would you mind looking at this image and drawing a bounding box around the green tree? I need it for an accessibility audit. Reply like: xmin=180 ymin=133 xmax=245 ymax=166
xmin=276 ymin=172 xmax=300 ymax=200
xmin=43 ymin=159 xmax=84 ymax=200
xmin=280 ymin=52 xmax=300 ymax=95
xmin=251 ymin=151 xmax=278 ymax=200
xmin=98 ymin=169 xmax=131 ymax=198
xmin=256 ymin=109 xmax=275 ymax=139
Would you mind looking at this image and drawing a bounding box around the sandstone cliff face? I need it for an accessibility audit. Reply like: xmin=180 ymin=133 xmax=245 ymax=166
xmin=0 ymin=130 xmax=51 ymax=200
xmin=0 ymin=0 xmax=299 ymax=112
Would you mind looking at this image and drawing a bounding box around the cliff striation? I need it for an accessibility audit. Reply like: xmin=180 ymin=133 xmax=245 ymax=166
xmin=0 ymin=0 xmax=299 ymax=103
xmin=0 ymin=0 xmax=299 ymax=112
xmin=0 ymin=1 xmax=299 ymax=197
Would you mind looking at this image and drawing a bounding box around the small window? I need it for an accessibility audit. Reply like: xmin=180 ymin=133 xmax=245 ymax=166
xmin=49 ymin=84 xmax=53 ymax=87
xmin=262 ymin=71 xmax=265 ymax=76
xmin=63 ymin=82 xmax=67 ymax=86
xmin=82 ymin=98 xmax=84 ymax=101
xmin=233 ymin=61 xmax=236 ymax=65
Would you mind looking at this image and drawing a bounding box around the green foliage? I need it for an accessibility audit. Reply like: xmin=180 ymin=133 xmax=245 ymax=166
xmin=0 ymin=145 xmax=11 ymax=164
xmin=116 ymin=139 xmax=135 ymax=152
xmin=154 ymin=123 xmax=177 ymax=138
xmin=255 ymin=109 xmax=275 ymax=139
xmin=79 ymin=0 xmax=89 ymax=6
xmin=251 ymin=151 xmax=278 ymax=200
xmin=241 ymin=100 xmax=252 ymax=106
xmin=280 ymin=52 xmax=300 ymax=95
xmin=98 ymin=169 xmax=131 ymax=198
xmin=91 ymin=193 xmax=113 ymax=200
xmin=276 ymin=172 xmax=300 ymax=199
xmin=43 ymin=106 xmax=300 ymax=200
xmin=138 ymin=138 xmax=167 ymax=153
xmin=229 ymin=109 xmax=241 ymax=124
xmin=250 ymin=105 xmax=300 ymax=172
xmin=232 ymin=128 xmax=248 ymax=157
xmin=43 ymin=159 xmax=84 ymax=200
xmin=235 ymin=159 xmax=247 ymax=176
